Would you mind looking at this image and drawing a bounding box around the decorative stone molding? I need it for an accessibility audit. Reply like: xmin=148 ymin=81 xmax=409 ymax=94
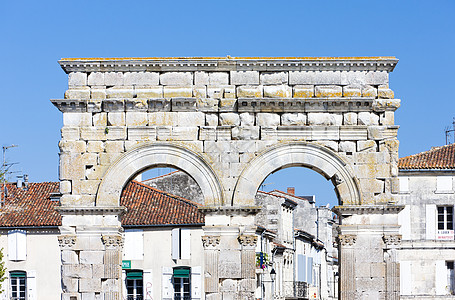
xmin=201 ymin=235 xmax=220 ymax=248
xmin=102 ymin=235 xmax=124 ymax=249
xmin=238 ymin=235 xmax=258 ymax=248
xmin=57 ymin=206 xmax=127 ymax=216
xmin=58 ymin=235 xmax=76 ymax=249
xmin=333 ymin=205 xmax=404 ymax=217
xmin=199 ymin=206 xmax=261 ymax=216
xmin=59 ymin=57 xmax=398 ymax=73
xmin=383 ymin=234 xmax=402 ymax=247
xmin=338 ymin=234 xmax=357 ymax=246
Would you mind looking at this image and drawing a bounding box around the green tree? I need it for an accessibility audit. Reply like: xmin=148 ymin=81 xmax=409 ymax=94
xmin=0 ymin=248 xmax=5 ymax=293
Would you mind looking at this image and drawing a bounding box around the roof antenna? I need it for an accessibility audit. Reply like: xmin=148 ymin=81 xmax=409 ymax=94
xmin=445 ymin=117 xmax=455 ymax=145
xmin=1 ymin=144 xmax=19 ymax=207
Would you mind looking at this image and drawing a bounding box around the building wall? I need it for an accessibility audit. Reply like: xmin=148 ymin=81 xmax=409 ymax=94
xmin=0 ymin=229 xmax=61 ymax=300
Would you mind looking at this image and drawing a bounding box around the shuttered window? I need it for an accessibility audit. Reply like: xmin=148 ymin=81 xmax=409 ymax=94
xmin=8 ymin=230 xmax=26 ymax=261
xmin=126 ymin=270 xmax=143 ymax=300
xmin=174 ymin=268 xmax=191 ymax=300
xmin=123 ymin=229 xmax=144 ymax=260
xmin=10 ymin=271 xmax=26 ymax=300
xmin=171 ymin=228 xmax=191 ymax=260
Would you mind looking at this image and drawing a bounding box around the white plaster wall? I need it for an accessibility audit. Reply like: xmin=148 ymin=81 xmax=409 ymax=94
xmin=0 ymin=229 xmax=61 ymax=300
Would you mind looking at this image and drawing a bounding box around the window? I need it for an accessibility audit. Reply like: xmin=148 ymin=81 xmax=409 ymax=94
xmin=126 ymin=270 xmax=143 ymax=300
xmin=10 ymin=271 xmax=26 ymax=300
xmin=437 ymin=206 xmax=454 ymax=240
xmin=173 ymin=268 xmax=190 ymax=300
xmin=171 ymin=228 xmax=190 ymax=260
xmin=8 ymin=230 xmax=26 ymax=261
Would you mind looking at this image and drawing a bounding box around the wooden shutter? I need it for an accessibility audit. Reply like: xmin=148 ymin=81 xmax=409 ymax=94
xmin=123 ymin=229 xmax=144 ymax=260
xmin=426 ymin=204 xmax=436 ymax=240
xmin=297 ymin=254 xmax=306 ymax=282
xmin=191 ymin=266 xmax=202 ymax=299
xmin=171 ymin=228 xmax=180 ymax=260
xmin=162 ymin=267 xmax=173 ymax=300
xmin=307 ymin=257 xmax=313 ymax=285
xmin=27 ymin=270 xmax=36 ymax=300
xmin=435 ymin=260 xmax=446 ymax=295
xmin=143 ymin=269 xmax=153 ymax=300
xmin=17 ymin=231 xmax=26 ymax=261
xmin=121 ymin=270 xmax=127 ymax=299
xmin=181 ymin=229 xmax=191 ymax=260
xmin=8 ymin=230 xmax=17 ymax=261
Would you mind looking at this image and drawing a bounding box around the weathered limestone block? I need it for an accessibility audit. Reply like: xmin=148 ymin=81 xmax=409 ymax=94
xmin=59 ymin=141 xmax=86 ymax=153
xmin=60 ymin=153 xmax=85 ymax=180
xmin=62 ymin=277 xmax=78 ymax=293
xmin=99 ymin=153 xmax=122 ymax=166
xmin=125 ymin=99 xmax=148 ymax=111
xmin=105 ymin=72 xmax=124 ymax=86
xmin=230 ymin=71 xmax=259 ymax=85
xmin=90 ymin=87 xmax=106 ymax=100
xmin=263 ymin=85 xmax=292 ymax=98
xmin=340 ymin=71 xmax=366 ymax=85
xmin=177 ymin=112 xmax=205 ymax=126
xmin=290 ymin=71 xmax=341 ymax=85
xmin=206 ymin=114 xmax=218 ymax=126
xmin=355 ymin=164 xmax=390 ymax=179
xmin=60 ymin=181 xmax=72 ymax=194
xmin=88 ymin=72 xmax=105 ymax=86
xmin=127 ymin=126 xmax=157 ymax=141
xmin=219 ymin=99 xmax=237 ymax=111
xmin=218 ymin=250 xmax=242 ymax=278
xmin=64 ymin=113 xmax=92 ymax=127
xmin=93 ymin=113 xmax=107 ymax=126
xmin=220 ymin=279 xmax=237 ymax=292
xmin=87 ymin=100 xmax=102 ymax=113
xmin=224 ymin=86 xmax=236 ymax=99
xmin=277 ymin=126 xmax=311 ymax=140
xmin=256 ymin=113 xmax=280 ymax=126
xmin=260 ymin=72 xmax=288 ymax=85
xmin=365 ymin=71 xmax=389 ymax=85
xmin=314 ymin=85 xmax=342 ymax=98
xmin=379 ymin=139 xmax=399 ymax=153
xmin=281 ymin=113 xmax=306 ymax=126
xmin=101 ymin=279 xmax=119 ymax=292
xmin=358 ymin=112 xmax=379 ymax=125
xmin=103 ymin=99 xmax=124 ymax=112
xmin=106 ymin=86 xmax=134 ymax=99
xmin=260 ymin=127 xmax=277 ymax=140
xmin=105 ymin=141 xmax=124 ymax=153
xmin=357 ymin=140 xmax=378 ymax=152
xmin=194 ymin=72 xmax=209 ymax=85
xmin=361 ymin=85 xmax=378 ymax=98
xmin=311 ymin=127 xmax=339 ymax=140
xmin=308 ymin=113 xmax=342 ymax=126
xmin=148 ymin=112 xmax=178 ymax=126
xmin=69 ymin=72 xmax=87 ymax=86
xmin=92 ymin=264 xmax=104 ymax=279
xmin=126 ymin=112 xmax=148 ymax=126
xmin=134 ymin=86 xmax=163 ymax=98
xmin=80 ymin=127 xmax=126 ymax=141
xmin=107 ymin=112 xmax=125 ymax=126
xmin=86 ymin=165 xmax=108 ymax=180
xmin=293 ymin=85 xmax=314 ymax=98
xmin=79 ymin=278 xmax=101 ymax=293
xmin=378 ymin=85 xmax=394 ymax=99
xmin=160 ymin=72 xmax=193 ymax=86
xmin=81 ymin=293 xmax=95 ymax=300
xmin=197 ymin=98 xmax=218 ymax=112
xmin=171 ymin=127 xmax=199 ymax=141
xmin=367 ymin=126 xmax=397 ymax=140
xmin=193 ymin=86 xmax=207 ymax=98
xmin=163 ymin=86 xmax=192 ymax=98
xmin=207 ymin=86 xmax=227 ymax=99
xmin=339 ymin=141 xmax=356 ymax=153
xmin=220 ymin=113 xmax=240 ymax=126
xmin=72 ymin=180 xmax=100 ymax=195
xmin=61 ymin=127 xmax=81 ymax=141
xmin=200 ymin=126 xmax=217 ymax=140
xmin=61 ymin=250 xmax=78 ymax=265
xmin=217 ymin=127 xmax=233 ymax=141
xmin=237 ymin=86 xmax=263 ymax=98
xmin=124 ymin=72 xmax=159 ymax=86
xmin=209 ymin=72 xmax=229 ymax=85
xmin=232 ymin=126 xmax=259 ymax=140
xmin=343 ymin=85 xmax=361 ymax=97
xmin=62 ymin=264 xmax=92 ymax=279
xmin=65 ymin=87 xmax=91 ymax=100
xmin=317 ymin=141 xmax=338 ymax=152
xmin=339 ymin=126 xmax=368 ymax=140
xmin=343 ymin=112 xmax=358 ymax=125
xmin=80 ymin=251 xmax=104 ymax=264
xmin=240 ymin=113 xmax=254 ymax=126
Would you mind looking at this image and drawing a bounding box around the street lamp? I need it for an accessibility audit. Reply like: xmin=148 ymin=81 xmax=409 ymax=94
xmin=270 ymin=268 xmax=276 ymax=282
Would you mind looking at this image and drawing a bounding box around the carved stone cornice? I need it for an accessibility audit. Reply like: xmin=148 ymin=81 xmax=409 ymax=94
xmin=102 ymin=235 xmax=124 ymax=249
xmin=338 ymin=234 xmax=357 ymax=247
xmin=333 ymin=205 xmax=404 ymax=217
xmin=58 ymin=235 xmax=76 ymax=249
xmin=238 ymin=235 xmax=258 ymax=248
xmin=199 ymin=206 xmax=261 ymax=217
xmin=383 ymin=234 xmax=402 ymax=247
xmin=201 ymin=235 xmax=220 ymax=248
xmin=56 ymin=206 xmax=127 ymax=216
xmin=58 ymin=57 xmax=398 ymax=73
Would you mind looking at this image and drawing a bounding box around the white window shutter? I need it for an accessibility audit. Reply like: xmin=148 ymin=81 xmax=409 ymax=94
xmin=121 ymin=270 xmax=127 ymax=299
xmin=307 ymin=257 xmax=313 ymax=285
xmin=123 ymin=229 xmax=144 ymax=260
xmin=162 ymin=267 xmax=173 ymax=300
xmin=17 ymin=231 xmax=26 ymax=261
xmin=27 ymin=270 xmax=36 ymax=300
xmin=143 ymin=269 xmax=153 ymax=300
xmin=426 ymin=204 xmax=436 ymax=240
xmin=399 ymin=177 xmax=409 ymax=192
xmin=435 ymin=260 xmax=446 ymax=295
xmin=297 ymin=255 xmax=306 ymax=282
xmin=181 ymin=229 xmax=191 ymax=260
xmin=8 ymin=231 xmax=17 ymax=261
xmin=171 ymin=228 xmax=180 ymax=260
xmin=399 ymin=205 xmax=411 ymax=240
xmin=191 ymin=266 xmax=202 ymax=299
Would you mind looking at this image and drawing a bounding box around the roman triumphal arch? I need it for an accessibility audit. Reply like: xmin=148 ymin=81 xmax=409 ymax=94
xmin=53 ymin=56 xmax=402 ymax=299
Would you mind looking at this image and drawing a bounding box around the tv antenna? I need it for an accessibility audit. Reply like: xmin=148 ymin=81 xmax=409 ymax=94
xmin=445 ymin=117 xmax=455 ymax=145
xmin=1 ymin=144 xmax=19 ymax=206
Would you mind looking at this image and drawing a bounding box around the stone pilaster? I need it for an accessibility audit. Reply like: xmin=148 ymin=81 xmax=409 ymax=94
xmin=201 ymin=235 xmax=220 ymax=293
xmin=338 ymin=234 xmax=357 ymax=300
xmin=383 ymin=235 xmax=401 ymax=300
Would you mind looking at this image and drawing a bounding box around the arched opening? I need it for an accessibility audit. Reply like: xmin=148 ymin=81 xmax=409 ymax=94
xmin=96 ymin=142 xmax=224 ymax=206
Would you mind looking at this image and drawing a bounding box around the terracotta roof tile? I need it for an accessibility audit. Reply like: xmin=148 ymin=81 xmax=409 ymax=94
xmin=0 ymin=180 xmax=204 ymax=228
xmin=398 ymin=143 xmax=455 ymax=170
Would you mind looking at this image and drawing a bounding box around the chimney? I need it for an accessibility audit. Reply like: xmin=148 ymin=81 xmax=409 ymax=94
xmin=16 ymin=175 xmax=23 ymax=189
xmin=287 ymin=187 xmax=295 ymax=195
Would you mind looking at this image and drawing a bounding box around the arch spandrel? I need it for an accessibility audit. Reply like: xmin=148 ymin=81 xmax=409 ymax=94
xmin=96 ymin=142 xmax=224 ymax=207
xmin=232 ymin=142 xmax=362 ymax=206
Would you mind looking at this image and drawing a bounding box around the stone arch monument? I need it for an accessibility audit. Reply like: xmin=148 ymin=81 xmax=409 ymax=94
xmin=53 ymin=56 xmax=402 ymax=299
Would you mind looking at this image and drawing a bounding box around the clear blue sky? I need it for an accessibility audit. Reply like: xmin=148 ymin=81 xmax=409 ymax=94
xmin=1 ymin=1 xmax=454 ymax=206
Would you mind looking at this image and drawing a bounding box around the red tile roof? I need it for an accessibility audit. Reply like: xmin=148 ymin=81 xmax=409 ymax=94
xmin=0 ymin=180 xmax=204 ymax=227
xmin=0 ymin=182 xmax=61 ymax=227
xmin=398 ymin=143 xmax=455 ymax=170
xmin=121 ymin=180 xmax=204 ymax=226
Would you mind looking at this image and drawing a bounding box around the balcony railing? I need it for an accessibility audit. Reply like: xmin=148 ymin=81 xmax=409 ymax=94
xmin=282 ymin=281 xmax=309 ymax=299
